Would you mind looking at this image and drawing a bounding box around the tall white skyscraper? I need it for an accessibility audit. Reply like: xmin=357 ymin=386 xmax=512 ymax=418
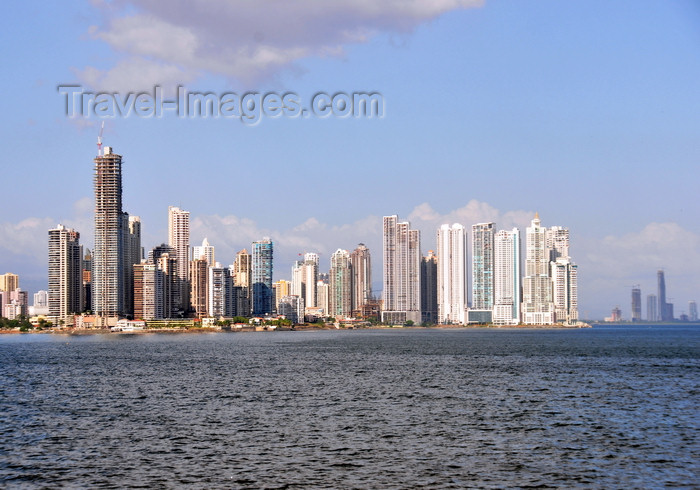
xmin=382 ymin=215 xmax=421 ymax=324
xmin=472 ymin=222 xmax=495 ymax=310
xmin=522 ymin=213 xmax=555 ymax=325
xmin=48 ymin=224 xmax=83 ymax=318
xmin=192 ymin=237 xmax=215 ymax=266
xmin=552 ymin=257 xmax=578 ymax=325
xmin=303 ymin=253 xmax=319 ymax=309
xmin=437 ymin=224 xmax=467 ymax=324
xmin=168 ymin=206 xmax=190 ymax=313
xmin=493 ymin=228 xmax=521 ymax=325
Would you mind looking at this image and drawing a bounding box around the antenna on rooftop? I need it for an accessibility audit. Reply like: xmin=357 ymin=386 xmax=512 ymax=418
xmin=97 ymin=121 xmax=105 ymax=156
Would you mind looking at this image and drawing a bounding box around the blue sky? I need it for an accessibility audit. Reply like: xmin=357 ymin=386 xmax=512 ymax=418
xmin=1 ymin=0 xmax=699 ymax=319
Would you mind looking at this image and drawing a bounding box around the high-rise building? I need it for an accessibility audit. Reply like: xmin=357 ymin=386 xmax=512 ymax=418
xmin=420 ymin=251 xmax=438 ymax=324
xmin=48 ymin=224 xmax=83 ymax=318
xmin=493 ymin=228 xmax=521 ymax=325
xmin=252 ymin=238 xmax=273 ymax=316
xmin=647 ymin=294 xmax=658 ymax=322
xmin=522 ymin=214 xmax=555 ymax=325
xmin=472 ymin=222 xmax=495 ymax=310
xmin=278 ymin=295 xmax=303 ymax=324
xmin=631 ymin=286 xmax=642 ymax=322
xmin=34 ymin=290 xmax=48 ymax=308
xmin=273 ymin=280 xmax=292 ymax=314
xmin=192 ymin=238 xmax=215 ymax=266
xmin=437 ymin=223 xmax=467 ymax=324
xmin=302 ymin=253 xmax=319 ymax=309
xmin=189 ymin=258 xmax=208 ymax=317
xmin=689 ymin=301 xmax=698 ymax=322
xmin=168 ymin=206 xmax=190 ymax=314
xmin=0 ymin=273 xmax=19 ymax=292
xmin=657 ymin=270 xmax=674 ymax=321
xmin=551 ymin=257 xmax=578 ymax=325
xmin=232 ymin=249 xmax=252 ymax=316
xmin=208 ymin=263 xmax=233 ymax=317
xmin=93 ymin=146 xmax=126 ymax=316
xmin=133 ymin=262 xmax=163 ymax=320
xmin=121 ymin=215 xmax=142 ymax=317
xmin=82 ymin=249 xmax=92 ymax=313
xmin=382 ymin=215 xmax=421 ymax=324
xmin=350 ymin=244 xmax=372 ymax=313
xmin=316 ymin=280 xmax=330 ymax=316
xmin=329 ymin=249 xmax=352 ymax=318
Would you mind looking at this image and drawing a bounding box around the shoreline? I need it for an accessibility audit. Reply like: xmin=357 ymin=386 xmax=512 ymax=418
xmin=0 ymin=322 xmax=596 ymax=336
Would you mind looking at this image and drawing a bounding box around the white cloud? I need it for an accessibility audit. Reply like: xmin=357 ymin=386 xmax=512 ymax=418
xmin=78 ymin=0 xmax=483 ymax=89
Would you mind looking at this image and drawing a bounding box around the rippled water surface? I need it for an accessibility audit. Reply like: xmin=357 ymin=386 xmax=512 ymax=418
xmin=1 ymin=326 xmax=698 ymax=488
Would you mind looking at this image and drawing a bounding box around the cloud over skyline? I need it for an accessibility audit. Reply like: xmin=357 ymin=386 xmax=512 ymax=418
xmin=78 ymin=0 xmax=483 ymax=90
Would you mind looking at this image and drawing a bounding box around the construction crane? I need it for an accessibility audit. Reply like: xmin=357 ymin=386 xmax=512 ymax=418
xmin=97 ymin=121 xmax=105 ymax=156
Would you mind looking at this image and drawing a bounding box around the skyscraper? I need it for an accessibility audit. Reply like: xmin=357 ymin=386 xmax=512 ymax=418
xmin=0 ymin=273 xmax=19 ymax=293
xmin=123 ymin=215 xmax=142 ymax=317
xmin=192 ymin=237 xmax=215 ymax=266
xmin=551 ymin=257 xmax=578 ymax=325
xmin=437 ymin=223 xmax=467 ymax=324
xmin=647 ymin=294 xmax=658 ymax=322
xmin=493 ymin=228 xmax=521 ymax=325
xmin=252 ymin=238 xmax=273 ymax=316
xmin=168 ymin=206 xmax=190 ymax=314
xmin=350 ymin=244 xmax=372 ymax=313
xmin=472 ymin=222 xmax=495 ymax=310
xmin=232 ymin=249 xmax=252 ymax=316
xmin=631 ymin=286 xmax=642 ymax=322
xmin=657 ymin=270 xmax=674 ymax=321
xmin=420 ymin=251 xmax=438 ymax=324
xmin=48 ymin=224 xmax=83 ymax=318
xmin=522 ymin=213 xmax=555 ymax=325
xmin=382 ymin=215 xmax=421 ymax=324
xmin=93 ymin=146 xmax=125 ymax=316
xmin=329 ymin=249 xmax=352 ymax=318
xmin=689 ymin=301 xmax=698 ymax=322
xmin=189 ymin=258 xmax=208 ymax=318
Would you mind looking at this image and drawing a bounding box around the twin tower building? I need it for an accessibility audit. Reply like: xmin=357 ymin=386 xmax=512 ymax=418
xmin=381 ymin=213 xmax=578 ymax=326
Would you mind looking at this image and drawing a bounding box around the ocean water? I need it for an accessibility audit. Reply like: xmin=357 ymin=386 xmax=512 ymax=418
xmin=0 ymin=326 xmax=698 ymax=488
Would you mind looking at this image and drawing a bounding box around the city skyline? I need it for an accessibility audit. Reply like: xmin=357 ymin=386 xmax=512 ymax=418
xmin=0 ymin=1 xmax=698 ymax=319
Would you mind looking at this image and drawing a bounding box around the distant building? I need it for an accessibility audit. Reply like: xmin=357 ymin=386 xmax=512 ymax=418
xmin=472 ymin=222 xmax=495 ymax=310
xmin=278 ymin=295 xmax=303 ymax=324
xmin=93 ymin=146 xmax=126 ymax=316
xmin=252 ymin=238 xmax=274 ymax=316
xmin=192 ymin=237 xmax=215 ymax=266
xmin=316 ymin=280 xmax=329 ymax=316
xmin=273 ymin=280 xmax=291 ymax=314
xmin=48 ymin=224 xmax=83 ymax=318
xmin=437 ymin=223 xmax=467 ymax=324
xmin=232 ymin=249 xmax=251 ymax=317
xmin=350 ymin=244 xmax=372 ymax=313
xmin=551 ymin=257 xmax=578 ymax=325
xmin=382 ymin=215 xmax=421 ymax=324
xmin=631 ymin=287 xmax=642 ymax=322
xmin=522 ymin=214 xmax=555 ymax=325
xmin=493 ymin=228 xmax=521 ymax=325
xmin=168 ymin=206 xmax=190 ymax=314
xmin=0 ymin=273 xmax=19 ymax=293
xmin=420 ymin=251 xmax=438 ymax=324
xmin=329 ymin=249 xmax=352 ymax=318
xmin=657 ymin=270 xmax=674 ymax=321
xmin=647 ymin=294 xmax=658 ymax=322
xmin=189 ymin=259 xmax=208 ymax=318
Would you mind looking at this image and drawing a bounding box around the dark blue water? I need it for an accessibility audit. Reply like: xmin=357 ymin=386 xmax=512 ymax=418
xmin=1 ymin=326 xmax=698 ymax=488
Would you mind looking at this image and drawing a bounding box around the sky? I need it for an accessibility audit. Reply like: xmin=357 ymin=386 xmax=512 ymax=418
xmin=1 ymin=0 xmax=699 ymax=320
